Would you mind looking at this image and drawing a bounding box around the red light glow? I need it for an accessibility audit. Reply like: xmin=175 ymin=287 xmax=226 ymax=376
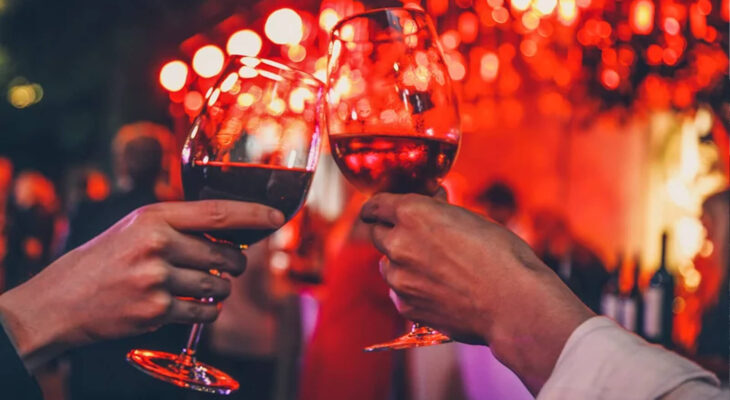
xmin=458 ymin=12 xmax=479 ymax=43
xmin=480 ymin=52 xmax=499 ymax=81
xmin=319 ymin=8 xmax=340 ymax=32
xmin=601 ymin=68 xmax=620 ymax=89
xmin=630 ymin=0 xmax=654 ymax=35
xmin=265 ymin=8 xmax=304 ymax=45
xmin=663 ymin=18 xmax=680 ymax=35
xmin=184 ymin=91 xmax=204 ymax=114
xmin=227 ymin=30 xmax=262 ymax=56
xmin=428 ymin=0 xmax=449 ymax=16
xmin=159 ymin=60 xmax=188 ymax=92
xmin=192 ymin=45 xmax=225 ymax=78
xmin=646 ymin=44 xmax=663 ymax=65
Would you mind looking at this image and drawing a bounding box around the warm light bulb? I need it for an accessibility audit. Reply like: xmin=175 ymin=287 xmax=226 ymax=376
xmin=192 ymin=45 xmax=225 ymax=78
xmin=265 ymin=8 xmax=304 ymax=45
xmin=227 ymin=30 xmax=262 ymax=56
xmin=159 ymin=60 xmax=188 ymax=91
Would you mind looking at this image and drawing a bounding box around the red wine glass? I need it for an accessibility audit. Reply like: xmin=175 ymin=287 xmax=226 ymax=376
xmin=126 ymin=57 xmax=323 ymax=394
xmin=326 ymin=7 xmax=461 ymax=351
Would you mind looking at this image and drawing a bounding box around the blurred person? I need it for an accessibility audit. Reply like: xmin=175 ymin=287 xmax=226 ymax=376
xmin=4 ymin=171 xmax=59 ymax=290
xmin=298 ymin=194 xmax=405 ymax=400
xmin=65 ymin=122 xmax=167 ymax=251
xmin=531 ymin=209 xmax=609 ymax=313
xmin=476 ymin=181 xmax=531 ymax=243
xmin=693 ymin=189 xmax=729 ymax=379
xmin=62 ymin=122 xmax=186 ymax=400
xmin=0 ymin=200 xmax=285 ymax=400
xmin=361 ymin=193 xmax=726 ymax=399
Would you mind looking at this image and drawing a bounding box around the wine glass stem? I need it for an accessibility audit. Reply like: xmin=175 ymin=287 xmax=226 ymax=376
xmin=182 ymin=322 xmax=205 ymax=361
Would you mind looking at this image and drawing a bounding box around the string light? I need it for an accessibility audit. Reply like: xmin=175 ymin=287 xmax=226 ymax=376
xmin=630 ymin=0 xmax=655 ymax=35
xmin=192 ymin=45 xmax=225 ymax=78
xmin=265 ymin=8 xmax=304 ymax=45
xmin=227 ymin=30 xmax=262 ymax=56
xmin=159 ymin=60 xmax=188 ymax=91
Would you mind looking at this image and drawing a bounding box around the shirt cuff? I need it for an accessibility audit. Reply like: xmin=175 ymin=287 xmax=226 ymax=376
xmin=538 ymin=316 xmax=720 ymax=400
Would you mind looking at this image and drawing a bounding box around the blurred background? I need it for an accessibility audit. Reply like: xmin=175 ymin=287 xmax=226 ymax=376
xmin=0 ymin=0 xmax=727 ymax=399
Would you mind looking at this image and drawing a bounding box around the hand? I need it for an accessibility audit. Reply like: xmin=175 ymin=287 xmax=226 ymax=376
xmin=360 ymin=193 xmax=594 ymax=394
xmin=0 ymin=200 xmax=284 ymax=370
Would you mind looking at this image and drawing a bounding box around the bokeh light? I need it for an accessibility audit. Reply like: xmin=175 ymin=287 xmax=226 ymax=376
xmin=159 ymin=60 xmax=188 ymax=91
xmin=8 ymin=82 xmax=43 ymax=109
xmin=265 ymin=8 xmax=304 ymax=45
xmin=631 ymin=0 xmax=655 ymax=34
xmin=226 ymin=30 xmax=262 ymax=56
xmin=319 ymin=8 xmax=340 ymax=32
xmin=192 ymin=45 xmax=225 ymax=78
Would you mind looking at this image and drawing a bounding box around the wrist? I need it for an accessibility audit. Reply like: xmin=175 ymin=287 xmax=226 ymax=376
xmin=0 ymin=279 xmax=72 ymax=370
xmin=482 ymin=256 xmax=594 ymax=395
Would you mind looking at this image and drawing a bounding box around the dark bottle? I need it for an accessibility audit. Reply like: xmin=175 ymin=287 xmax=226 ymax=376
xmin=601 ymin=253 xmax=622 ymax=321
xmin=643 ymin=233 xmax=675 ymax=346
xmin=619 ymin=256 xmax=643 ymax=335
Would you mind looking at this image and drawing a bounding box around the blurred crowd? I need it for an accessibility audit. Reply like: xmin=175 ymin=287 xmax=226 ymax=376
xmin=0 ymin=121 xmax=727 ymax=400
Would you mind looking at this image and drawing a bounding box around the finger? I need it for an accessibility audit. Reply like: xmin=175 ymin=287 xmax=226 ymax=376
xmin=163 ymin=232 xmax=247 ymax=276
xmin=360 ymin=193 xmax=400 ymax=225
xmin=153 ymin=200 xmax=285 ymax=232
xmin=167 ymin=268 xmax=232 ymax=300
xmin=368 ymin=224 xmax=392 ymax=256
xmin=167 ymin=297 xmax=220 ymax=324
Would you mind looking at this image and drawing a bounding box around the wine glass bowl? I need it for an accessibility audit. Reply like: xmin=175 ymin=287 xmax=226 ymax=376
xmin=127 ymin=56 xmax=323 ymax=394
xmin=326 ymin=7 xmax=461 ymax=352
xmin=326 ymin=7 xmax=460 ymax=196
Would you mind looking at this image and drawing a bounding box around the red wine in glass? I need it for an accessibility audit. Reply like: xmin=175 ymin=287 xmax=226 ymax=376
xmin=182 ymin=161 xmax=313 ymax=245
xmin=330 ymin=134 xmax=457 ymax=195
xmin=326 ymin=8 xmax=461 ymax=352
xmin=126 ymin=56 xmax=323 ymax=394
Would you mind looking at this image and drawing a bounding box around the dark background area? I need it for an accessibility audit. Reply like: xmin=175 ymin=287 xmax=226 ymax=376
xmin=0 ymin=0 xmax=263 ymax=181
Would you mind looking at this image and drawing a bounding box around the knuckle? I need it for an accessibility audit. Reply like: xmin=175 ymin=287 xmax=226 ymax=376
xmin=145 ymin=291 xmax=173 ymax=319
xmin=385 ymin=235 xmax=409 ymax=263
xmin=145 ymin=229 xmax=169 ymax=253
xmin=137 ymin=262 xmax=169 ymax=288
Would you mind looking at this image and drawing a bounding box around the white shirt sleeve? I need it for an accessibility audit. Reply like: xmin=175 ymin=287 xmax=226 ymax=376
xmin=537 ymin=316 xmax=725 ymax=400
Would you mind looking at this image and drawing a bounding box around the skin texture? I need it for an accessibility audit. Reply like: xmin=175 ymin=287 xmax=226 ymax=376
xmin=0 ymin=200 xmax=284 ymax=371
xmin=360 ymin=193 xmax=594 ymax=395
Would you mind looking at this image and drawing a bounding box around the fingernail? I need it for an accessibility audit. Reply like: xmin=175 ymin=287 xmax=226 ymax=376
xmin=269 ymin=209 xmax=285 ymax=226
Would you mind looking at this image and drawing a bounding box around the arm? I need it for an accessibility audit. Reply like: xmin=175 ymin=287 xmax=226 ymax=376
xmin=0 ymin=200 xmax=284 ymax=371
xmin=360 ymin=193 xmax=722 ymax=397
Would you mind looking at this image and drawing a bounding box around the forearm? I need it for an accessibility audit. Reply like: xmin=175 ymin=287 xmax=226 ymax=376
xmin=0 ymin=278 xmax=72 ymax=371
xmin=483 ymin=255 xmax=594 ymax=395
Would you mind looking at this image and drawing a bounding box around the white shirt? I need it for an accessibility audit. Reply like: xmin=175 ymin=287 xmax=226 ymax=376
xmin=539 ymin=316 xmax=727 ymax=400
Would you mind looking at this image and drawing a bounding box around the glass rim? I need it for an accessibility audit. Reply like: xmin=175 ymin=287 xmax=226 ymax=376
xmin=330 ymin=6 xmax=428 ymax=43
xmin=234 ymin=55 xmax=324 ymax=87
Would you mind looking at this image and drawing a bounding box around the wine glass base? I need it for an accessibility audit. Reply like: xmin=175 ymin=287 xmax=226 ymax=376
xmin=126 ymin=349 xmax=239 ymax=395
xmin=363 ymin=326 xmax=452 ymax=352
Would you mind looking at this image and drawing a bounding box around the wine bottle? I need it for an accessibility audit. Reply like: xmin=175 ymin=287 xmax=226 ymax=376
xmin=601 ymin=253 xmax=621 ymax=321
xmin=619 ymin=256 xmax=643 ymax=334
xmin=643 ymin=233 xmax=675 ymax=346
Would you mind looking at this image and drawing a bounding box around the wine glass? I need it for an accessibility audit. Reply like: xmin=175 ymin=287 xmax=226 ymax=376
xmin=126 ymin=56 xmax=323 ymax=394
xmin=326 ymin=7 xmax=461 ymax=352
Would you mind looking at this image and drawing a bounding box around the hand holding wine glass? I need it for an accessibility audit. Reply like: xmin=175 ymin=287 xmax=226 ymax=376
xmin=326 ymin=7 xmax=461 ymax=351
xmin=127 ymin=57 xmax=323 ymax=394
